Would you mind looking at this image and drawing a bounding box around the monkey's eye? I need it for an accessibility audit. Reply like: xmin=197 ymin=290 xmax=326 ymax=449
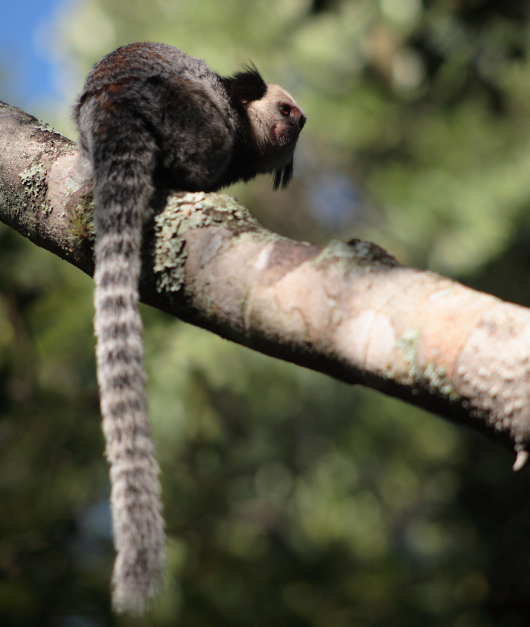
xmin=279 ymin=104 xmax=291 ymax=116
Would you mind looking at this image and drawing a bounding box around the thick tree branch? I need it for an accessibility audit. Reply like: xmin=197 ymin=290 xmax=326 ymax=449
xmin=2 ymin=101 xmax=529 ymax=469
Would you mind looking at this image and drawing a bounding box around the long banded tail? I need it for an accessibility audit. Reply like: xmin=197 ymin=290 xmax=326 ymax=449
xmin=92 ymin=124 xmax=165 ymax=613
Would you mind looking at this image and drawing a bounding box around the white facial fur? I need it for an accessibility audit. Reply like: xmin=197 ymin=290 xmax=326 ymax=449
xmin=246 ymin=83 xmax=306 ymax=173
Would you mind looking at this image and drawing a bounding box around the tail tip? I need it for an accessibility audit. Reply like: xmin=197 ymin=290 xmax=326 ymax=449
xmin=111 ymin=546 xmax=166 ymax=615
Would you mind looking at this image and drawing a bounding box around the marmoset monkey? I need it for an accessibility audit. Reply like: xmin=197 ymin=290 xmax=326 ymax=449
xmin=73 ymin=42 xmax=306 ymax=614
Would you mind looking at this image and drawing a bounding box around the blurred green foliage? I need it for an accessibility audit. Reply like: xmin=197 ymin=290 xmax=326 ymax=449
xmin=3 ymin=0 xmax=530 ymax=625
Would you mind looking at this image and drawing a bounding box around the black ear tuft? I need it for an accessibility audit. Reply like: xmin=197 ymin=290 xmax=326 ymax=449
xmin=224 ymin=63 xmax=267 ymax=104
xmin=273 ymin=160 xmax=294 ymax=191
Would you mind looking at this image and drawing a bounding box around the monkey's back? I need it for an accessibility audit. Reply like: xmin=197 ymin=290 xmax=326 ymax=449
xmin=75 ymin=42 xmax=236 ymax=192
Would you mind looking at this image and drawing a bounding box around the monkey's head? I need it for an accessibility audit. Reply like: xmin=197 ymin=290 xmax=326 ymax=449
xmin=225 ymin=66 xmax=306 ymax=190
xmin=245 ymin=83 xmax=306 ymax=189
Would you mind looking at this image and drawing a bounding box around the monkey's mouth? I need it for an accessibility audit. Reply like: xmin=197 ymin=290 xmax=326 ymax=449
xmin=273 ymin=122 xmax=301 ymax=147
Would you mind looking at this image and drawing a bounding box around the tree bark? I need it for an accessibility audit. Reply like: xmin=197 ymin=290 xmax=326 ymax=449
xmin=1 ymin=100 xmax=529 ymax=470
